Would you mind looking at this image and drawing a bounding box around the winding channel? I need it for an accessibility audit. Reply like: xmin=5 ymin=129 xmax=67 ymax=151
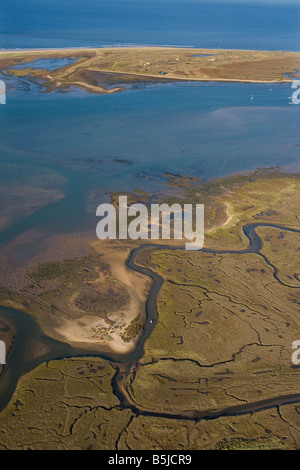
xmin=0 ymin=222 xmax=300 ymax=423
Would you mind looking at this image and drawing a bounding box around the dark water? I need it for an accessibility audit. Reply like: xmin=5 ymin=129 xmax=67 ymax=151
xmin=1 ymin=0 xmax=300 ymax=51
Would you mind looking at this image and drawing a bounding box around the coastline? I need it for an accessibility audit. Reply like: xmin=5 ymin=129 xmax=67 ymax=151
xmin=1 ymin=168 xmax=300 ymax=355
xmin=1 ymin=45 xmax=299 ymax=54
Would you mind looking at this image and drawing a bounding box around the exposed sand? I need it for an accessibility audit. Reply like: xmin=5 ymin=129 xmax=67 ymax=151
xmin=0 ymin=226 xmax=152 ymax=354
xmin=222 ymin=203 xmax=234 ymax=227
xmin=0 ymin=226 xmax=177 ymax=355
xmin=72 ymin=80 xmax=124 ymax=94
xmin=53 ymin=238 xmax=151 ymax=353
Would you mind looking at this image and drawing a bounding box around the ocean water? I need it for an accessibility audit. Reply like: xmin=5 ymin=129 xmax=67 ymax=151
xmin=1 ymin=0 xmax=300 ymax=51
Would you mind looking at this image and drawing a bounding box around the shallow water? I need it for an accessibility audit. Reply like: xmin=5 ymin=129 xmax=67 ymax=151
xmin=11 ymin=57 xmax=78 ymax=71
xmin=0 ymin=78 xmax=298 ymax=239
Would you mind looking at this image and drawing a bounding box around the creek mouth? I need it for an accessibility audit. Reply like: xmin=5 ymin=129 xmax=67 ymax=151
xmin=0 ymin=222 xmax=300 ymax=421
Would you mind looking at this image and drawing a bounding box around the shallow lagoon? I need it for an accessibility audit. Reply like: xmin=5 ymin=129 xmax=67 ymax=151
xmin=11 ymin=57 xmax=78 ymax=71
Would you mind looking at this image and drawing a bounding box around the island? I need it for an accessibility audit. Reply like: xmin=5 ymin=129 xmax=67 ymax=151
xmin=1 ymin=47 xmax=300 ymax=95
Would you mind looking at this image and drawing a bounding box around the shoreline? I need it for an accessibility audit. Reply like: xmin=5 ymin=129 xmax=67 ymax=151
xmin=1 ymin=168 xmax=300 ymax=356
xmin=1 ymin=45 xmax=300 ymax=53
xmin=0 ymin=167 xmax=297 ymax=354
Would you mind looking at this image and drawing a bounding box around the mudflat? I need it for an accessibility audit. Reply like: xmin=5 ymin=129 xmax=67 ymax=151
xmin=1 ymin=169 xmax=300 ymax=449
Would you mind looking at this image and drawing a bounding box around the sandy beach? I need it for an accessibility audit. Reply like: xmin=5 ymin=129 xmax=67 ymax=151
xmin=54 ymin=238 xmax=152 ymax=353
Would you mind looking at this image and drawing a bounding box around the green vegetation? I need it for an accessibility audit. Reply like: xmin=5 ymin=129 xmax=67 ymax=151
xmin=121 ymin=314 xmax=142 ymax=343
xmin=0 ymin=357 xmax=133 ymax=450
xmin=29 ymin=256 xmax=102 ymax=282
xmin=214 ymin=437 xmax=283 ymax=450
xmin=1 ymin=170 xmax=300 ymax=449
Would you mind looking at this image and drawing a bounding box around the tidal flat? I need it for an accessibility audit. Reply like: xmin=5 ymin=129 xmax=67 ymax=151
xmin=0 ymin=169 xmax=300 ymax=450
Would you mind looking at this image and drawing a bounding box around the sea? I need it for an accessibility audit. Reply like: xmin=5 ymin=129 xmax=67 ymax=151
xmin=1 ymin=0 xmax=300 ymax=51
